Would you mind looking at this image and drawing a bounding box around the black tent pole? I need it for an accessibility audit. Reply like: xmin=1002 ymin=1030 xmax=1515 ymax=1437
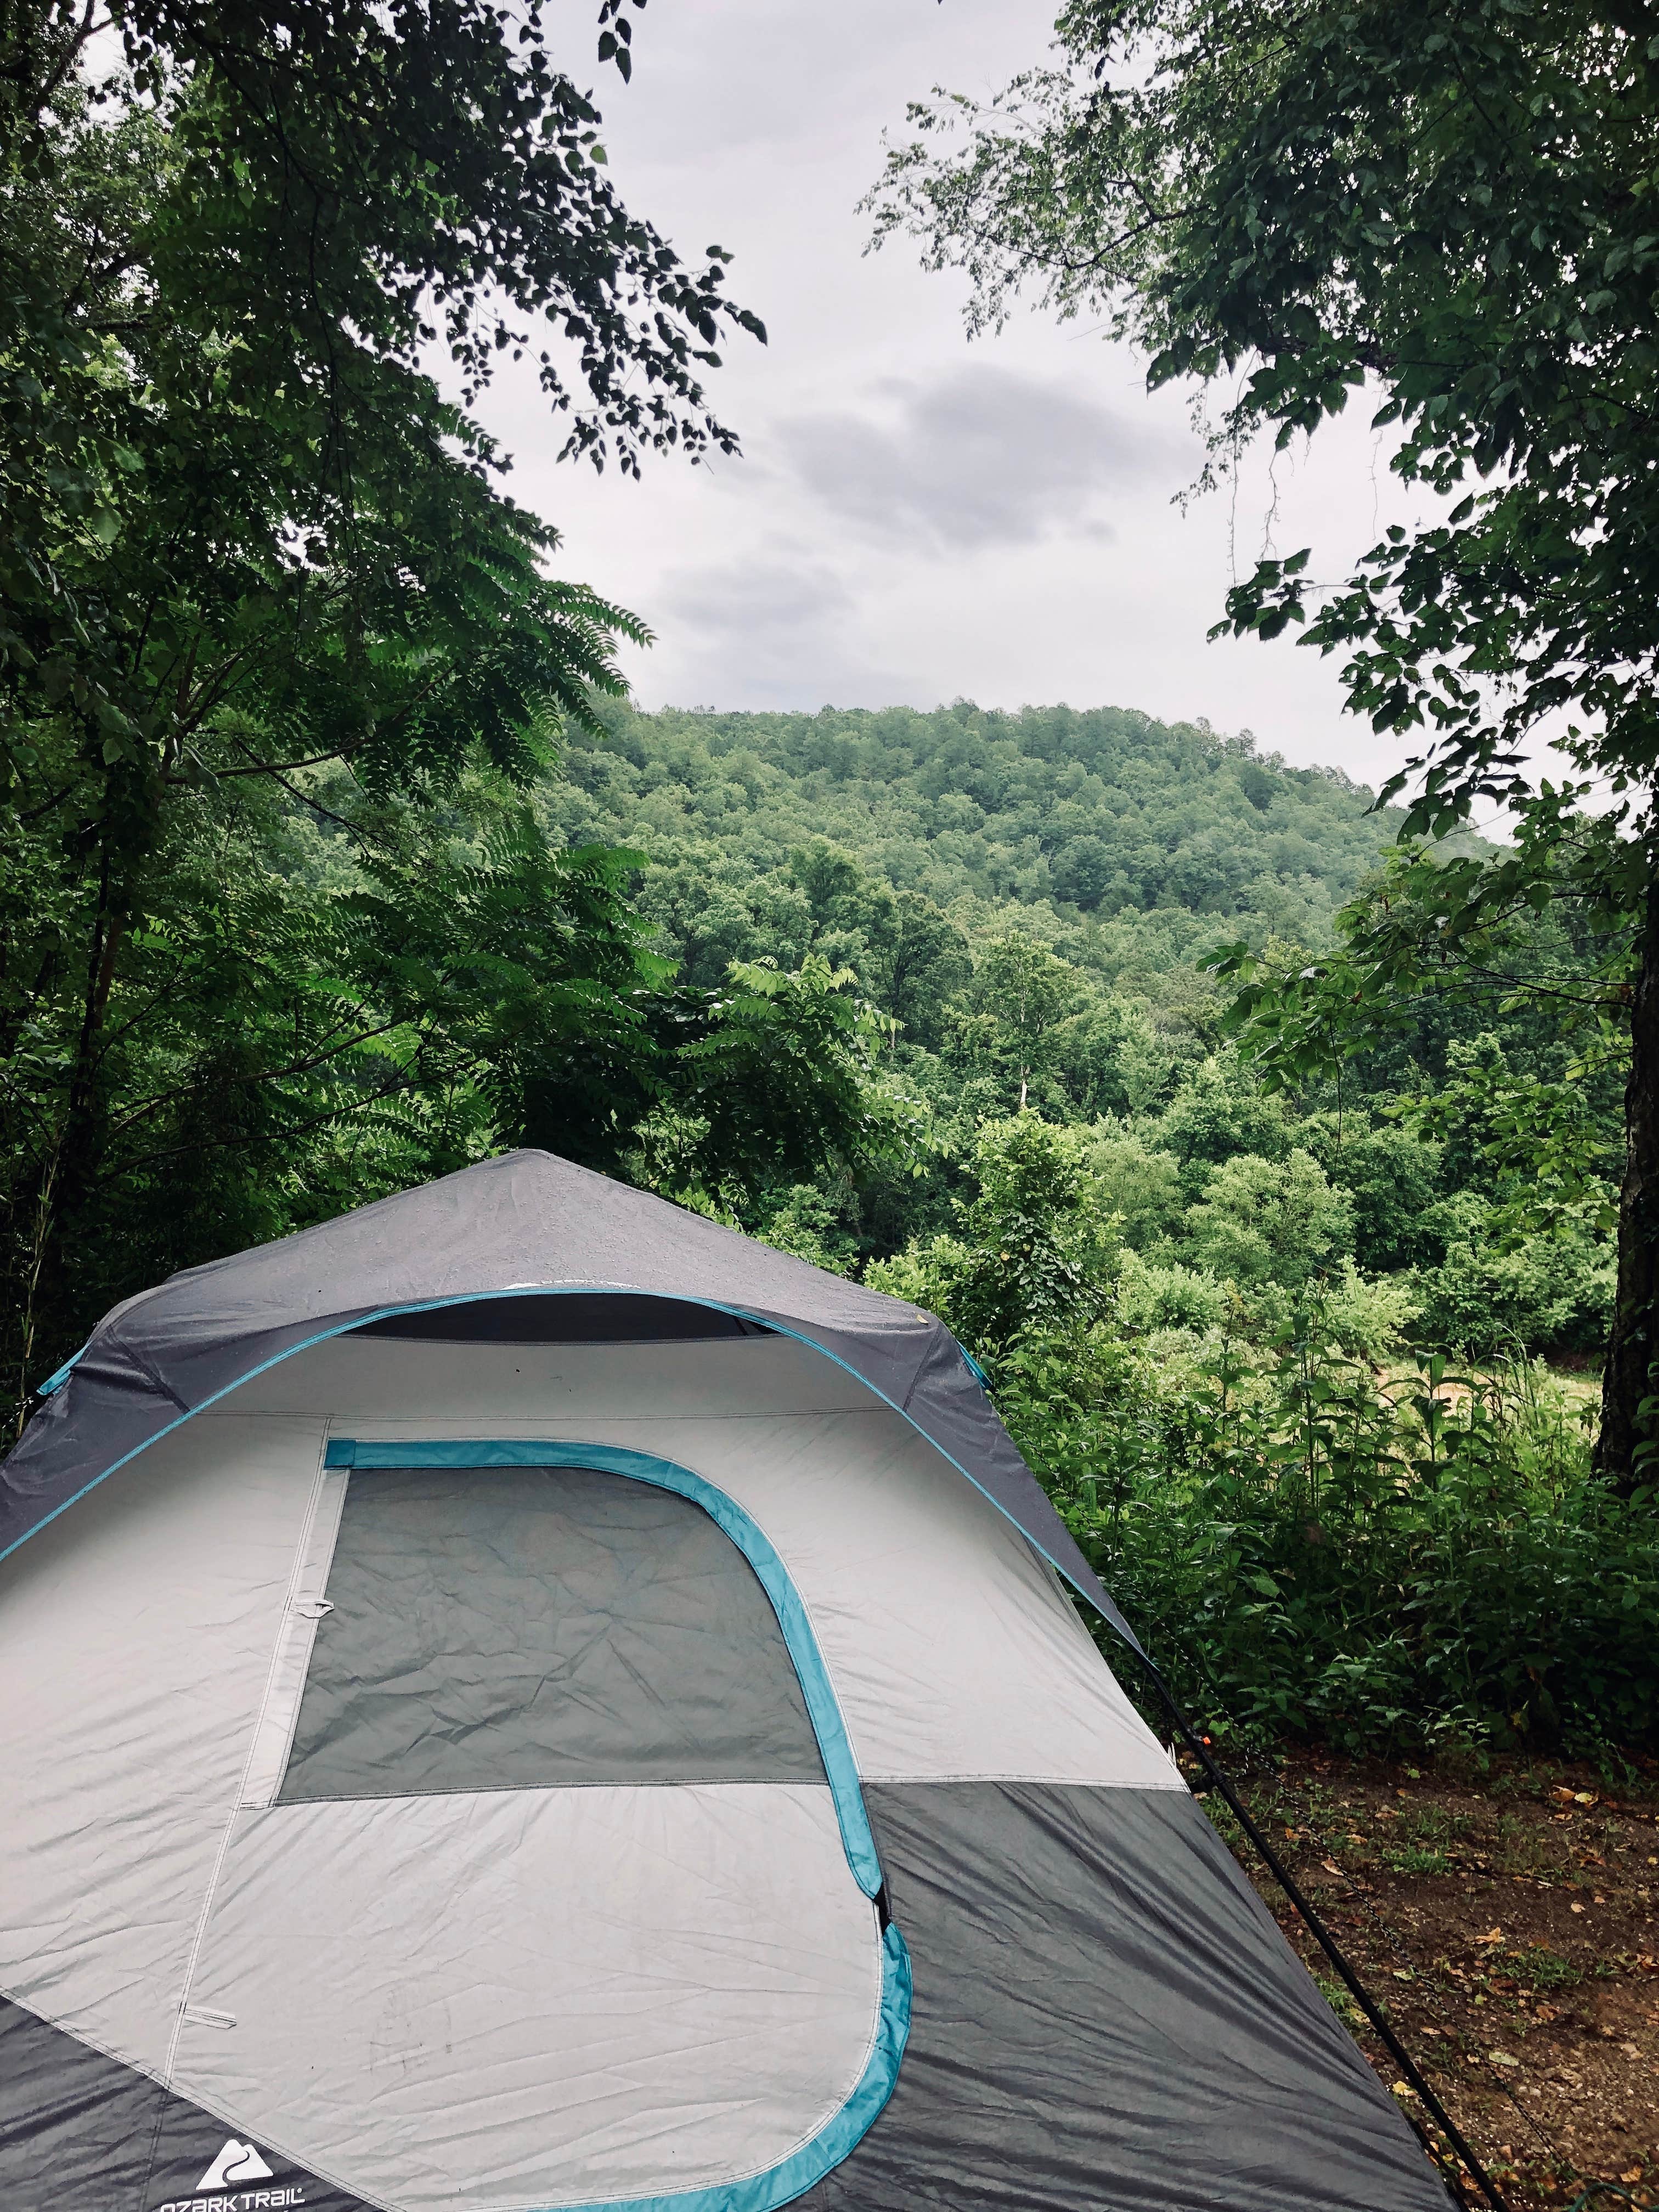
xmin=1132 ymin=1654 xmax=1511 ymax=2212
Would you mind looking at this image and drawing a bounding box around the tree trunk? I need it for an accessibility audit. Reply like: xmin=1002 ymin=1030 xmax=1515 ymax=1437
xmin=1594 ymin=872 xmax=1659 ymax=1493
xmin=14 ymin=783 xmax=138 ymax=1410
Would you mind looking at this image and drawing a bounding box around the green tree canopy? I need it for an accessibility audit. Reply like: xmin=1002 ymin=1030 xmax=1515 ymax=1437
xmin=959 ymin=933 xmax=1081 ymax=1112
xmin=866 ymin=0 xmax=1659 ymax=1482
xmin=1183 ymin=1148 xmax=1354 ymax=1291
xmin=0 ymin=0 xmax=779 ymax=1408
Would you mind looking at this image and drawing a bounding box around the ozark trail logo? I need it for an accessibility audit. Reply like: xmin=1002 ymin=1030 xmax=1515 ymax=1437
xmin=200 ymin=2143 xmax=274 ymax=2189
xmin=152 ymin=2135 xmax=307 ymax=2211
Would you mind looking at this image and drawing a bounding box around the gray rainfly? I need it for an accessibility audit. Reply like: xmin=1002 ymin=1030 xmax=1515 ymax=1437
xmin=0 ymin=1151 xmax=1451 ymax=2211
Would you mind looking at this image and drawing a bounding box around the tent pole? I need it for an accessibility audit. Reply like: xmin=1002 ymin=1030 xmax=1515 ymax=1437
xmin=1135 ymin=1656 xmax=1510 ymax=2212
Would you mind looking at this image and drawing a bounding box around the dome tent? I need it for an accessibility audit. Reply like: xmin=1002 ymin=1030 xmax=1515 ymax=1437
xmin=0 ymin=1150 xmax=1451 ymax=2212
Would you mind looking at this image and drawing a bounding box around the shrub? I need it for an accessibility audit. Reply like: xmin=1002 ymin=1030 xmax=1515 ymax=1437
xmin=1314 ymin=1261 xmax=1420 ymax=1364
xmin=1415 ymin=1195 xmax=1613 ymax=1357
xmin=1150 ymin=1053 xmax=1291 ymax=1193
xmin=1114 ymin=1250 xmax=1230 ymax=1333
xmin=1308 ymin=1121 xmax=1447 ymax=1273
xmin=1086 ymin=1128 xmax=1185 ymax=1249
xmin=996 ymin=1325 xmax=1657 ymax=1756
xmin=1180 ymin=1148 xmax=1354 ymax=1289
xmin=863 ymin=1103 xmax=1649 ymax=1758
xmin=865 ymin=1116 xmax=1114 ymax=1353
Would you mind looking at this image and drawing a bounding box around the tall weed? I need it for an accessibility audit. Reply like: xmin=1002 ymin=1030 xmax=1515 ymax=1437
xmin=997 ymin=1324 xmax=1657 ymax=1754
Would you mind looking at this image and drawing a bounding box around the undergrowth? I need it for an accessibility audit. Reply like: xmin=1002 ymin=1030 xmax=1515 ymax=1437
xmin=874 ymin=1114 xmax=1658 ymax=1757
xmin=996 ymin=1324 xmax=1658 ymax=1756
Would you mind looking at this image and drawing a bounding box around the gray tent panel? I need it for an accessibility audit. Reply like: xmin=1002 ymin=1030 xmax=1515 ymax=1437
xmin=795 ymin=1781 xmax=1452 ymax=2212
xmin=0 ymin=1993 xmax=369 ymax=2212
xmin=1 ymin=1151 xmax=1140 ymax=1650
xmin=281 ymin=1464 xmax=825 ymax=1802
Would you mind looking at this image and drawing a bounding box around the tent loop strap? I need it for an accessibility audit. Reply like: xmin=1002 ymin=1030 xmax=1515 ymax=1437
xmin=1134 ymin=1656 xmax=1511 ymax=2212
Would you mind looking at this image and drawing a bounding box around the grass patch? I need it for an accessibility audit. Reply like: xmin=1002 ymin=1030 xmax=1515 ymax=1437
xmin=1385 ymin=1843 xmax=1454 ymax=1875
xmin=1497 ymin=1945 xmax=1583 ymax=1992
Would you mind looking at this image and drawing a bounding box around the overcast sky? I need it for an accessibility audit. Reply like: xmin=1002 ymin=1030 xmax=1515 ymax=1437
xmin=478 ymin=0 xmax=1441 ymax=785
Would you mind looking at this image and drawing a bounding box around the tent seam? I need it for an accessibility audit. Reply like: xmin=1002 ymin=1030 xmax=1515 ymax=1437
xmin=3 ymin=1285 xmax=1143 ymax=1658
xmin=161 ymin=1425 xmax=334 ymax=2085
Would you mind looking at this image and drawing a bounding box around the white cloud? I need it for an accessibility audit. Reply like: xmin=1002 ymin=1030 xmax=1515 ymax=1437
xmin=471 ymin=0 xmax=1439 ymax=785
xmin=780 ymin=365 xmax=1188 ymax=550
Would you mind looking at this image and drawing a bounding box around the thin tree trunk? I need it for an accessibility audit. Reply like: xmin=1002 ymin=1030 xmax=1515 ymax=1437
xmin=19 ymin=815 xmax=134 ymax=1403
xmin=1594 ymin=871 xmax=1659 ymax=1493
xmin=13 ymin=1154 xmax=59 ymax=1443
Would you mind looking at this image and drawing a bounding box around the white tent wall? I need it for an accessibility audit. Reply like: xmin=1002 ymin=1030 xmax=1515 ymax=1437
xmin=0 ymin=1413 xmax=332 ymax=2077
xmin=0 ymin=1330 xmax=1170 ymax=2212
xmin=234 ymin=1333 xmax=1180 ymax=1790
xmin=176 ymin=1783 xmax=882 ymax=2208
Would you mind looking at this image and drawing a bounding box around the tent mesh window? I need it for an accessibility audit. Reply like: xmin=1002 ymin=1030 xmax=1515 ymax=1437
xmin=279 ymin=1464 xmax=826 ymax=1802
xmin=348 ymin=1293 xmax=773 ymax=1343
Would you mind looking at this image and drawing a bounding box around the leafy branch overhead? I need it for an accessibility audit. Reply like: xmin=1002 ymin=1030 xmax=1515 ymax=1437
xmin=866 ymin=0 xmax=1659 ymax=1486
xmin=0 ymin=0 xmax=780 ymax=1417
xmin=868 ymin=0 xmax=1658 ymax=830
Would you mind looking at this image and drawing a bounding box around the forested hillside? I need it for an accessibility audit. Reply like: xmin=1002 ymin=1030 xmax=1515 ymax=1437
xmin=531 ymin=701 xmax=1651 ymax=1757
xmin=545 ymin=698 xmax=1397 ymax=985
xmin=537 ymin=699 xmax=1613 ymax=1368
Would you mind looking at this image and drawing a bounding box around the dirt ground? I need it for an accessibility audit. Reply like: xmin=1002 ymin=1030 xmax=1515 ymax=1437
xmin=1199 ymin=1746 xmax=1659 ymax=2210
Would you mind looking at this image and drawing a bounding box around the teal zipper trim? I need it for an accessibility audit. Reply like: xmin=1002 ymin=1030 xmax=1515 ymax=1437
xmin=4 ymin=1281 xmax=1142 ymax=1657
xmin=535 ymin=1920 xmax=910 ymax=2212
xmin=326 ymin=1436 xmax=882 ymax=1899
